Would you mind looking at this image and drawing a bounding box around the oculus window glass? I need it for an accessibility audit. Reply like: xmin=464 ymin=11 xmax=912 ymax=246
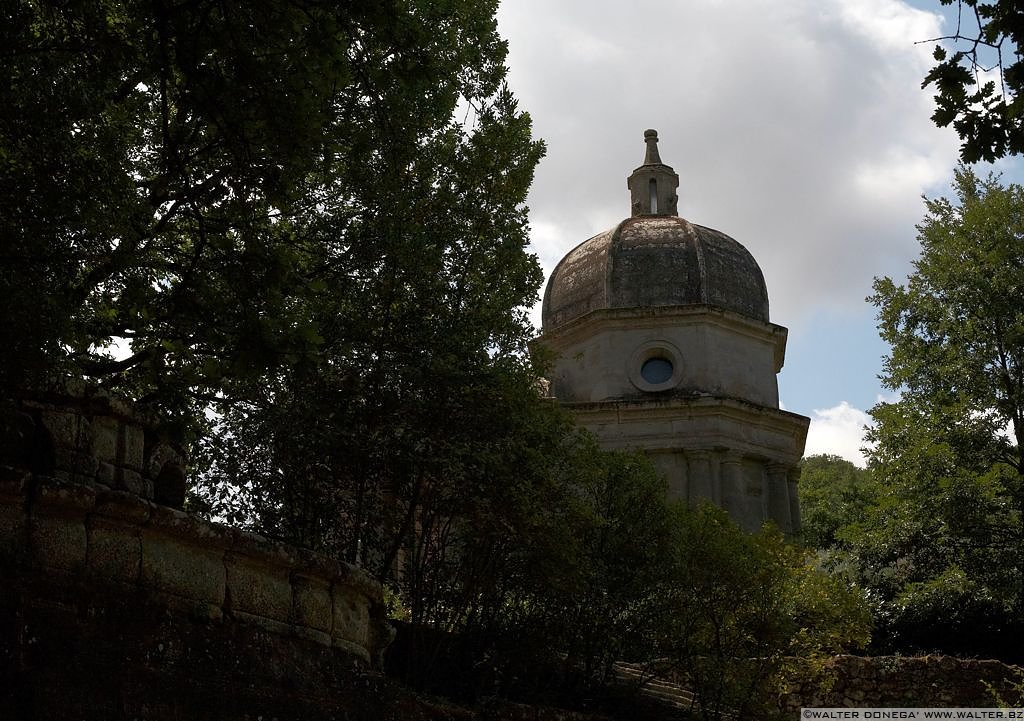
xmin=629 ymin=341 xmax=683 ymax=392
xmin=641 ymin=357 xmax=673 ymax=384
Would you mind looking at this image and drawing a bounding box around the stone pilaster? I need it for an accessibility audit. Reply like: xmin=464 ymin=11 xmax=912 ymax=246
xmin=686 ymin=450 xmax=715 ymax=506
xmin=787 ymin=466 xmax=802 ymax=534
xmin=720 ymin=451 xmax=745 ymax=523
xmin=742 ymin=463 xmax=766 ymax=531
xmin=766 ymin=462 xmax=793 ymax=535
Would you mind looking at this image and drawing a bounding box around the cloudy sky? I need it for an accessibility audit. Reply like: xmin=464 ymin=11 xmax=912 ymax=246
xmin=495 ymin=0 xmax=1020 ymax=466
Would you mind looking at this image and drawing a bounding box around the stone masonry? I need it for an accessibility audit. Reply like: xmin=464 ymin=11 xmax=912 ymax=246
xmin=0 ymin=381 xmax=395 ymax=720
xmin=783 ymin=655 xmax=1024 ymax=712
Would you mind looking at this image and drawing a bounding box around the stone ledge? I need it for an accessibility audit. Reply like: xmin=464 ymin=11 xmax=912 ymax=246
xmin=3 ymin=474 xmax=389 ymax=669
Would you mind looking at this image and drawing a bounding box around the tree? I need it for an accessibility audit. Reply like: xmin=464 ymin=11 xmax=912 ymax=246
xmin=851 ymin=166 xmax=1024 ymax=658
xmin=0 ymin=0 xmax=536 ymax=429
xmin=380 ymin=453 xmax=871 ymax=716
xmin=924 ymin=0 xmax=1024 ymax=161
xmin=189 ymin=85 xmax=545 ymax=564
xmin=647 ymin=506 xmax=870 ymax=721
xmin=798 ymin=454 xmax=877 ymax=550
xmin=409 ymin=442 xmax=685 ymax=703
xmin=3 ymin=1 xmax=558 ymax=676
xmin=517 ymin=445 xmax=683 ymax=689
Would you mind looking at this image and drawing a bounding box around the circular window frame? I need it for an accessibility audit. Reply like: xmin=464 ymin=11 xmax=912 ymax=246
xmin=628 ymin=341 xmax=684 ymax=392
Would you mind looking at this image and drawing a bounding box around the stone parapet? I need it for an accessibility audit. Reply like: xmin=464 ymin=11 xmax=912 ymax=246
xmin=0 ymin=472 xmax=390 ymax=669
xmin=3 ymin=378 xmax=186 ymax=507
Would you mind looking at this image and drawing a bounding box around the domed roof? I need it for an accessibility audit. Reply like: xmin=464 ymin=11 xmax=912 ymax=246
xmin=541 ymin=131 xmax=769 ymax=331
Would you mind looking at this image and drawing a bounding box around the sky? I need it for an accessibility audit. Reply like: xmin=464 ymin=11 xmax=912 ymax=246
xmin=495 ymin=0 xmax=1021 ymax=467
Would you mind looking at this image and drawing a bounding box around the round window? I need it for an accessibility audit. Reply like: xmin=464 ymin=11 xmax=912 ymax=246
xmin=640 ymin=357 xmax=674 ymax=385
xmin=628 ymin=340 xmax=683 ymax=392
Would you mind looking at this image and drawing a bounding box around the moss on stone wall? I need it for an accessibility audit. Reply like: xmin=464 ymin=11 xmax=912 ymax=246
xmin=783 ymin=654 xmax=1024 ymax=711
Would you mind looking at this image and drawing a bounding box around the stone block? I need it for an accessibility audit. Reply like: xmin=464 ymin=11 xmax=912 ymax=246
xmin=332 ymin=585 xmax=370 ymax=648
xmin=33 ymin=476 xmax=96 ymax=514
xmin=294 ymin=625 xmax=332 ymax=647
xmin=94 ymin=488 xmax=152 ymax=524
xmin=91 ymin=416 xmax=120 ymax=465
xmin=122 ymin=422 xmax=144 ymax=471
xmin=31 ymin=513 xmax=87 ymax=570
xmin=225 ymin=554 xmax=292 ymax=624
xmin=294 ymin=546 xmax=344 ymax=581
xmin=0 ymin=501 xmax=26 ymax=559
xmin=101 ymin=391 xmax=136 ymax=419
xmin=232 ymin=610 xmax=293 ymax=638
xmin=148 ymin=504 xmax=233 ymax=546
xmin=332 ymin=636 xmax=371 ymax=667
xmin=292 ymin=573 xmax=332 ymax=634
xmin=96 ymin=461 xmax=116 ymax=485
xmin=116 ymin=468 xmax=147 ymax=497
xmin=141 ymin=531 xmax=225 ymax=606
xmin=190 ymin=601 xmax=224 ymax=622
xmin=87 ymin=520 xmax=141 ymax=583
xmin=37 ymin=408 xmax=90 ymax=452
xmin=328 ymin=557 xmax=383 ymax=602
xmin=154 ymin=591 xmax=223 ymax=622
xmin=53 ymin=447 xmax=99 ymax=478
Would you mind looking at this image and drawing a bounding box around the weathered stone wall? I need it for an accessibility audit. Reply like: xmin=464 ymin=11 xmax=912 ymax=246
xmin=3 ymin=379 xmax=186 ymax=506
xmin=0 ymin=383 xmax=402 ymax=720
xmin=783 ymin=654 xmax=1024 ymax=712
xmin=0 ymin=557 xmax=609 ymax=721
xmin=0 ymin=473 xmax=390 ymax=667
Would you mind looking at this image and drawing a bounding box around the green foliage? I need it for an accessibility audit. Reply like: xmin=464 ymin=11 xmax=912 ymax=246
xmin=799 ymin=454 xmax=878 ymax=550
xmin=1 ymin=0 xmax=538 ymax=429
xmin=848 ymin=166 xmax=1024 ymax=659
xmin=395 ymin=457 xmax=871 ymax=716
xmin=366 ymin=436 xmax=677 ymax=701
xmin=924 ymin=1 xmax=1024 ymax=161
xmin=648 ymin=506 xmax=870 ymax=720
xmin=515 ymin=446 xmax=683 ymax=685
xmin=188 ymin=80 xmax=546 ymax=567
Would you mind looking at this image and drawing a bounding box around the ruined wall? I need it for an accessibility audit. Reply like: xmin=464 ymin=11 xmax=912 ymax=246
xmin=0 ymin=473 xmax=391 ymax=666
xmin=0 ymin=383 xmax=397 ymax=720
xmin=2 ymin=379 xmax=187 ymax=506
xmin=783 ymin=655 xmax=1023 ymax=712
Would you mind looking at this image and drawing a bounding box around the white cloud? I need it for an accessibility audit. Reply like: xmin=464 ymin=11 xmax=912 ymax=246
xmin=833 ymin=0 xmax=942 ymax=54
xmin=498 ymin=0 xmax=961 ymax=328
xmin=498 ymin=0 xmax=971 ymax=434
xmin=805 ymin=401 xmax=873 ymax=467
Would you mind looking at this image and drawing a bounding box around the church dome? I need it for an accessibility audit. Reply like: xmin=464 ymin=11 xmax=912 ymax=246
xmin=541 ymin=131 xmax=769 ymax=331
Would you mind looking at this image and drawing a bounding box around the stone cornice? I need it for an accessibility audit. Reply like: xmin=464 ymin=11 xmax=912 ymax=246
xmin=565 ymin=394 xmax=810 ymax=464
xmin=537 ymin=304 xmax=790 ymax=372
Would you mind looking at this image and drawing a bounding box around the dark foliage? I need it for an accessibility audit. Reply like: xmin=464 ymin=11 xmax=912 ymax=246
xmin=924 ymin=0 xmax=1024 ymax=161
xmin=841 ymin=167 xmax=1024 ymax=660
